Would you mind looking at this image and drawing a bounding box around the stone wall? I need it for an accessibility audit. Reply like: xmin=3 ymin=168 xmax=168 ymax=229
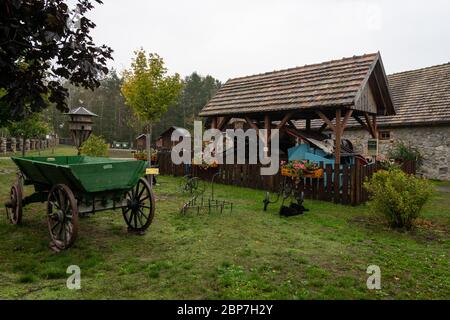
xmin=343 ymin=125 xmax=450 ymax=181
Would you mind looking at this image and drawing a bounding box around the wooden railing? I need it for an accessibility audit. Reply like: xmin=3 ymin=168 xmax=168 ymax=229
xmin=157 ymin=152 xmax=416 ymax=206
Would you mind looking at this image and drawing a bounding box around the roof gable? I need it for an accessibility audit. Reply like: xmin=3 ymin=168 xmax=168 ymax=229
xmin=294 ymin=62 xmax=450 ymax=129
xmin=378 ymin=62 xmax=450 ymax=126
xmin=199 ymin=53 xmax=395 ymax=118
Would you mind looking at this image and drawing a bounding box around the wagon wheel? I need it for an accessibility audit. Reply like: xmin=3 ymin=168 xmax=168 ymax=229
xmin=5 ymin=183 xmax=23 ymax=224
xmin=47 ymin=184 xmax=79 ymax=250
xmin=122 ymin=177 xmax=155 ymax=232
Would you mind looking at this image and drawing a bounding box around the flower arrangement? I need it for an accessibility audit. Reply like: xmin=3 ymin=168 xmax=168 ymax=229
xmin=198 ymin=159 xmax=218 ymax=169
xmin=280 ymin=160 xmax=323 ymax=178
xmin=193 ymin=142 xmax=219 ymax=169
xmin=134 ymin=150 xmax=158 ymax=162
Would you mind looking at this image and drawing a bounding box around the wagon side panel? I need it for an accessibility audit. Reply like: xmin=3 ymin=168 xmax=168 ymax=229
xmin=69 ymin=160 xmax=146 ymax=193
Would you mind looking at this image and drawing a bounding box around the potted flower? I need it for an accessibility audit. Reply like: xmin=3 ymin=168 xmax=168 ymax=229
xmin=133 ymin=149 xmax=158 ymax=162
xmin=281 ymin=160 xmax=323 ymax=179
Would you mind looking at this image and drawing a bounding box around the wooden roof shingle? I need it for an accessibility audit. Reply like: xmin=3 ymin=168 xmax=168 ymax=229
xmin=376 ymin=62 xmax=450 ymax=126
xmin=199 ymin=52 xmax=395 ymax=117
xmin=294 ymin=62 xmax=450 ymax=129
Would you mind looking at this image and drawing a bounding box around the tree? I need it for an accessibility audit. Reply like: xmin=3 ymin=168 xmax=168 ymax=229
xmin=121 ymin=49 xmax=183 ymax=182
xmin=80 ymin=134 xmax=109 ymax=157
xmin=151 ymin=72 xmax=221 ymax=138
xmin=0 ymin=0 xmax=113 ymax=127
xmin=8 ymin=113 xmax=50 ymax=156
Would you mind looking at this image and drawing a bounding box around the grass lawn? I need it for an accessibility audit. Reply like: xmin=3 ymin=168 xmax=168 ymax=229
xmin=1 ymin=145 xmax=78 ymax=158
xmin=1 ymin=145 xmax=134 ymax=159
xmin=0 ymin=153 xmax=449 ymax=299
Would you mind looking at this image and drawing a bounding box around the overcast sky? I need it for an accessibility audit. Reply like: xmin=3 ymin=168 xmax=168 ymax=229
xmin=87 ymin=0 xmax=450 ymax=82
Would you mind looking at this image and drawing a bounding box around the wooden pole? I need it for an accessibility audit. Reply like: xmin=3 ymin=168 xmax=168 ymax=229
xmin=372 ymin=114 xmax=378 ymax=138
xmin=316 ymin=111 xmax=336 ymax=132
xmin=335 ymin=109 xmax=341 ymax=165
xmin=211 ymin=117 xmax=217 ymax=129
xmin=264 ymin=114 xmax=271 ymax=156
xmin=146 ymin=123 xmax=153 ymax=188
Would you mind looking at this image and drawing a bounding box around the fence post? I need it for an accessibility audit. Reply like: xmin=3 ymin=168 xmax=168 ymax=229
xmin=333 ymin=163 xmax=340 ymax=203
xmin=355 ymin=161 xmax=361 ymax=205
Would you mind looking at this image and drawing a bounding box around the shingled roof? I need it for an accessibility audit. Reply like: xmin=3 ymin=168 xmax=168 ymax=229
xmin=66 ymin=107 xmax=98 ymax=117
xmin=199 ymin=52 xmax=395 ymax=118
xmin=376 ymin=62 xmax=450 ymax=126
xmin=293 ymin=62 xmax=450 ymax=129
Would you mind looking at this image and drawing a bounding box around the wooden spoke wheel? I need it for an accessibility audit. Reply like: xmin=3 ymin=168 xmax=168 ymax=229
xmin=6 ymin=183 xmax=22 ymax=224
xmin=122 ymin=178 xmax=155 ymax=232
xmin=47 ymin=184 xmax=79 ymax=250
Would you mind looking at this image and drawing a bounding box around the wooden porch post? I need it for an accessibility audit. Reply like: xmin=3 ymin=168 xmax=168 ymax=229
xmin=372 ymin=114 xmax=378 ymax=138
xmin=334 ymin=109 xmax=341 ymax=165
xmin=264 ymin=114 xmax=271 ymax=156
xmin=211 ymin=117 xmax=217 ymax=129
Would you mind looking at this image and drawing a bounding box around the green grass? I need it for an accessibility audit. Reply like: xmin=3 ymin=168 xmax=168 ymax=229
xmin=0 ymin=157 xmax=448 ymax=299
xmin=1 ymin=145 xmax=134 ymax=159
xmin=1 ymin=145 xmax=78 ymax=158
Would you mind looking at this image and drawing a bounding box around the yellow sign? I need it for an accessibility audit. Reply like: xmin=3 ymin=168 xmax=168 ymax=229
xmin=146 ymin=168 xmax=159 ymax=175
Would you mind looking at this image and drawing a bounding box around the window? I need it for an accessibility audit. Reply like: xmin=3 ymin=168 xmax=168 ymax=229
xmin=379 ymin=130 xmax=391 ymax=141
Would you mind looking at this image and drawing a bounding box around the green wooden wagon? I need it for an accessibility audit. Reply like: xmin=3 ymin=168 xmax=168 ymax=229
xmin=4 ymin=156 xmax=155 ymax=250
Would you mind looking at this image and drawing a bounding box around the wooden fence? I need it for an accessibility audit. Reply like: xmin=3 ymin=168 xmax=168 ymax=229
xmin=158 ymin=152 xmax=416 ymax=206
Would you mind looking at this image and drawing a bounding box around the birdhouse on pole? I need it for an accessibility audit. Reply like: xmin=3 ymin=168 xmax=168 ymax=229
xmin=65 ymin=107 xmax=98 ymax=154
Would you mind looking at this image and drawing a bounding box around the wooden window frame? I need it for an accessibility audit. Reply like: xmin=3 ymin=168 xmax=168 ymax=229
xmin=379 ymin=130 xmax=391 ymax=141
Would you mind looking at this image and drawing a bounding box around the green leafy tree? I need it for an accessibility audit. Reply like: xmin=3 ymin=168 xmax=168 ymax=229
xmin=152 ymin=72 xmax=221 ymax=138
xmin=0 ymin=0 xmax=112 ymax=126
xmin=8 ymin=113 xmax=50 ymax=156
xmin=121 ymin=49 xmax=183 ymax=172
xmin=80 ymin=134 xmax=109 ymax=157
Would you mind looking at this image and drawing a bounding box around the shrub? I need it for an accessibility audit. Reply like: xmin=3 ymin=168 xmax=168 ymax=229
xmin=364 ymin=168 xmax=433 ymax=230
xmin=387 ymin=141 xmax=423 ymax=168
xmin=80 ymin=134 xmax=109 ymax=157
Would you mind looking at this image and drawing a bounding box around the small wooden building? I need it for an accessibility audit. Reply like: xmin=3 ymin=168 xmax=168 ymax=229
xmin=199 ymin=52 xmax=396 ymax=164
xmin=155 ymin=126 xmax=190 ymax=151
xmin=135 ymin=134 xmax=147 ymax=151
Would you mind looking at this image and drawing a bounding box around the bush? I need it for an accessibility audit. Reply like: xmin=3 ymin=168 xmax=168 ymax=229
xmin=80 ymin=134 xmax=109 ymax=157
xmin=364 ymin=168 xmax=433 ymax=230
xmin=387 ymin=141 xmax=423 ymax=168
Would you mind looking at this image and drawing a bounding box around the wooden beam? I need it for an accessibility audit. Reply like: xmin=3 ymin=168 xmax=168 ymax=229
xmin=334 ymin=109 xmax=341 ymax=165
xmin=276 ymin=111 xmax=294 ymax=129
xmin=289 ymin=119 xmax=298 ymax=128
xmin=318 ymin=122 xmax=328 ymax=133
xmin=372 ymin=114 xmax=378 ymax=138
xmin=217 ymin=116 xmax=230 ymax=131
xmin=352 ymin=115 xmax=368 ymax=130
xmin=340 ymin=109 xmax=354 ymax=136
xmin=363 ymin=112 xmax=376 ymax=138
xmin=372 ymin=67 xmax=387 ymax=115
xmin=244 ymin=116 xmax=259 ymax=131
xmin=316 ymin=111 xmax=336 ymax=133
xmin=211 ymin=117 xmax=217 ymax=129
xmin=264 ymin=114 xmax=271 ymax=153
